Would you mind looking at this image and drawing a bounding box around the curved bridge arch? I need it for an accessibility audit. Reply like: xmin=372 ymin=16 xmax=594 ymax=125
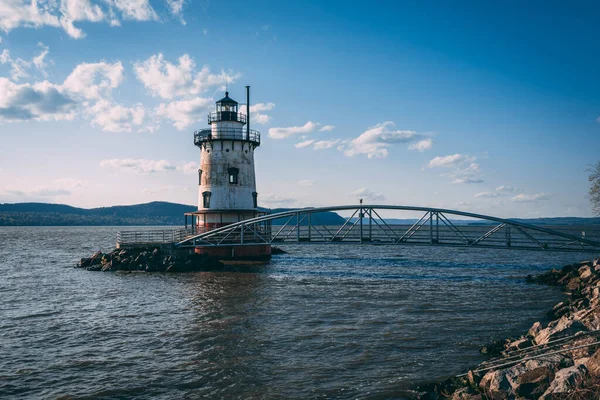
xmin=177 ymin=205 xmax=600 ymax=253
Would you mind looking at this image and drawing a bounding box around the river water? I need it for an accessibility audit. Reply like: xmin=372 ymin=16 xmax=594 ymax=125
xmin=0 ymin=226 xmax=596 ymax=399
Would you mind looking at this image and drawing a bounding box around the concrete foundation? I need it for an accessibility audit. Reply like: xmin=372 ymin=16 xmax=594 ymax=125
xmin=194 ymin=244 xmax=271 ymax=260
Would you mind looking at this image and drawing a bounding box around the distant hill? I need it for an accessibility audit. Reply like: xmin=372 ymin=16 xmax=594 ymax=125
xmin=0 ymin=202 xmax=346 ymax=226
xmin=0 ymin=202 xmax=197 ymax=226
xmin=270 ymin=208 xmax=346 ymax=226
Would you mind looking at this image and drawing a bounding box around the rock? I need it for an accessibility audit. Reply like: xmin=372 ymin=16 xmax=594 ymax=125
xmin=479 ymin=363 xmax=528 ymax=397
xmin=506 ymin=337 xmax=532 ymax=352
xmin=579 ymin=265 xmax=593 ymax=280
xmin=540 ymin=364 xmax=589 ymax=399
xmin=480 ymin=339 xmax=509 ymax=357
xmin=466 ymin=370 xmax=480 ymax=388
xmin=534 ymin=317 xmax=588 ymax=345
xmin=450 ymin=387 xmax=481 ymax=400
xmin=567 ymin=277 xmax=582 ymax=291
xmin=516 ymin=366 xmax=554 ymax=398
xmin=528 ymin=321 xmax=543 ymax=338
xmin=585 ymin=348 xmax=600 ymax=377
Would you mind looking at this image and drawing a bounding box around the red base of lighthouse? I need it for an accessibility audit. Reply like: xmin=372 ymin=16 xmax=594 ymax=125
xmin=194 ymin=244 xmax=271 ymax=261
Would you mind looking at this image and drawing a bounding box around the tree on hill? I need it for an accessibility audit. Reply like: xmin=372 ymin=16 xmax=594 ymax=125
xmin=589 ymin=161 xmax=600 ymax=215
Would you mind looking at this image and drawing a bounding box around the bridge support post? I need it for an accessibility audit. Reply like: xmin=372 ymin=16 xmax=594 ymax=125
xmin=360 ymin=207 xmax=364 ymax=244
xmin=369 ymin=208 xmax=372 ymax=242
xmin=429 ymin=212 xmax=433 ymax=244
xmin=308 ymin=212 xmax=311 ymax=242
xmin=296 ymin=212 xmax=300 ymax=243
xmin=435 ymin=212 xmax=439 ymax=244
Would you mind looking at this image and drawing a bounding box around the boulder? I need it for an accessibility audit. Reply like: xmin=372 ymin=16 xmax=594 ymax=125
xmin=567 ymin=277 xmax=582 ymax=291
xmin=540 ymin=364 xmax=589 ymax=399
xmin=450 ymin=387 xmax=481 ymax=400
xmin=479 ymin=363 xmax=528 ymax=397
xmin=534 ymin=317 xmax=588 ymax=345
xmin=528 ymin=321 xmax=543 ymax=338
xmin=480 ymin=339 xmax=509 ymax=356
xmin=506 ymin=337 xmax=532 ymax=353
xmin=585 ymin=348 xmax=600 ymax=377
xmin=579 ymin=265 xmax=593 ymax=280
xmin=516 ymin=366 xmax=554 ymax=398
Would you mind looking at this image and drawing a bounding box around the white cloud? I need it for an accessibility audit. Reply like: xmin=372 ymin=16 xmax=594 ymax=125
xmin=408 ymin=138 xmax=432 ymax=152
xmin=250 ymin=102 xmax=275 ymax=112
xmin=63 ymin=60 xmax=124 ymax=99
xmin=511 ymin=193 xmax=551 ymax=202
xmin=100 ymin=158 xmax=177 ymax=174
xmin=166 ymin=0 xmax=185 ymax=23
xmin=239 ymin=102 xmax=275 ymax=125
xmin=156 ymin=97 xmax=213 ymax=130
xmin=134 ymin=53 xmax=240 ymax=100
xmin=0 ymin=57 xmax=154 ymax=132
xmin=496 ymin=185 xmax=518 ymax=193
xmin=295 ymin=139 xmax=314 ymax=148
xmin=428 ymin=154 xmax=483 ymax=184
xmin=260 ymin=193 xmax=296 ymax=206
xmin=1 ymin=178 xmax=85 ymax=198
xmin=352 ymin=188 xmax=385 ymax=201
xmin=343 ymin=121 xmax=424 ymax=158
xmin=453 ymin=177 xmax=483 ymax=184
xmin=0 ymin=42 xmax=51 ymax=80
xmin=0 ymin=49 xmax=31 ymax=81
xmin=32 ymin=42 xmax=50 ymax=76
xmin=0 ymin=0 xmax=161 ymax=39
xmin=179 ymin=161 xmax=199 ymax=175
xmin=0 ymin=47 xmax=234 ymax=133
xmin=298 ymin=180 xmax=314 ymax=186
xmin=107 ymin=0 xmax=157 ymax=22
xmin=0 ymin=77 xmax=78 ymax=121
xmin=313 ymin=139 xmax=340 ymax=150
xmin=319 ymin=124 xmax=335 ymax=132
xmin=269 ymin=121 xmax=320 ymax=139
xmin=473 ymin=191 xmax=499 ymax=198
xmin=428 ymin=153 xmax=471 ymax=168
xmin=88 ymin=99 xmax=149 ymax=132
xmin=474 ymin=185 xmax=520 ymax=199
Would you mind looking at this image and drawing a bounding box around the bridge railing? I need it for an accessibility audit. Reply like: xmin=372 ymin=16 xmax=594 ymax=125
xmin=117 ymin=227 xmax=196 ymax=247
xmin=176 ymin=205 xmax=600 ymax=253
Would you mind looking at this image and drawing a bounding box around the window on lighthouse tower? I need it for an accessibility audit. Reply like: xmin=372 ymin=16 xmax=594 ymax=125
xmin=202 ymin=191 xmax=211 ymax=208
xmin=198 ymin=169 xmax=202 ymax=185
xmin=228 ymin=167 xmax=239 ymax=184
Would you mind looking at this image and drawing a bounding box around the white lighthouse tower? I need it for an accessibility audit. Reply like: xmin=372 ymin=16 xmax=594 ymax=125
xmin=185 ymin=87 xmax=271 ymax=259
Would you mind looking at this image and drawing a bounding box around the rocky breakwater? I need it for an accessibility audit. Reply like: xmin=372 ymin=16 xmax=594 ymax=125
xmin=418 ymin=258 xmax=600 ymax=400
xmin=76 ymin=247 xmax=223 ymax=272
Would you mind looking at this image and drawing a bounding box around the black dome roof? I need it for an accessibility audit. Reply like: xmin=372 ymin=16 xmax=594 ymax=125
xmin=216 ymin=91 xmax=238 ymax=104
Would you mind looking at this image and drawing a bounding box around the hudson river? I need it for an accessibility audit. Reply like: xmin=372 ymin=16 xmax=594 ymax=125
xmin=0 ymin=226 xmax=595 ymax=399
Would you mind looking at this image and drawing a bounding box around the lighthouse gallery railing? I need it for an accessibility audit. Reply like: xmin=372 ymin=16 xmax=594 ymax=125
xmin=194 ymin=128 xmax=261 ymax=146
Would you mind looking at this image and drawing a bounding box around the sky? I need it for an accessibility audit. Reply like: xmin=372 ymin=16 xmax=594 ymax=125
xmin=0 ymin=0 xmax=599 ymax=218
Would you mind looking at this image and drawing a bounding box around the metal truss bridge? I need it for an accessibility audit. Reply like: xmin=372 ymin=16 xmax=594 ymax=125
xmin=176 ymin=205 xmax=600 ymax=253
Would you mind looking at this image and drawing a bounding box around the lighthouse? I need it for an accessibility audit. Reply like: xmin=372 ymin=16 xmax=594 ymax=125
xmin=185 ymin=87 xmax=271 ymax=259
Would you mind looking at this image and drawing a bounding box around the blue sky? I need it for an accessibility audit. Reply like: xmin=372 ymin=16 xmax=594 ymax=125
xmin=0 ymin=0 xmax=599 ymax=218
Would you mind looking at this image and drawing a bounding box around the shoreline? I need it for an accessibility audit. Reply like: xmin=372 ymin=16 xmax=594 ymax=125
xmin=417 ymin=258 xmax=600 ymax=399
